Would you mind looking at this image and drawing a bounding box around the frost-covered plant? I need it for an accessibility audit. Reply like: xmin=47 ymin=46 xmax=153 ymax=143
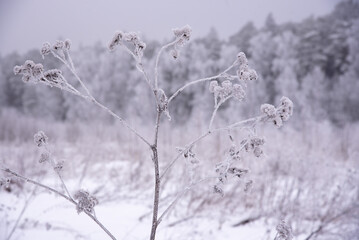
xmin=3 ymin=25 xmax=294 ymax=240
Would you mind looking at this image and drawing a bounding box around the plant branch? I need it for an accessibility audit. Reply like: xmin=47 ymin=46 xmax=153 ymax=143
xmin=53 ymin=52 xmax=151 ymax=147
xmin=1 ymin=168 xmax=117 ymax=240
xmin=154 ymin=39 xmax=178 ymax=90
xmin=208 ymin=95 xmax=232 ymax=130
xmin=167 ymin=61 xmax=238 ymax=104
xmin=160 ymin=115 xmax=266 ymax=180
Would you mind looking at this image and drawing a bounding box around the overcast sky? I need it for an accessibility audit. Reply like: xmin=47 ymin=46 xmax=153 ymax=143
xmin=0 ymin=0 xmax=340 ymax=56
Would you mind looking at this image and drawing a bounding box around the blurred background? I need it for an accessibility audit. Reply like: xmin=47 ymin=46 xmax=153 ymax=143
xmin=0 ymin=0 xmax=358 ymax=239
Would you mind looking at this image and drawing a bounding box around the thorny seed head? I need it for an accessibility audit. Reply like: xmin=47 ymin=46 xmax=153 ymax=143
xmin=173 ymin=25 xmax=192 ymax=43
xmin=108 ymin=31 xmax=123 ymax=51
xmin=275 ymin=220 xmax=293 ymax=240
xmin=237 ymin=52 xmax=248 ymax=65
xmin=54 ymin=161 xmax=64 ymax=173
xmin=64 ymin=39 xmax=71 ymax=50
xmin=242 ymin=137 xmax=265 ymax=157
xmin=232 ymin=84 xmax=245 ymax=101
xmin=34 ymin=131 xmax=48 ymax=147
xmin=39 ymin=152 xmax=50 ymax=163
xmin=261 ymin=97 xmax=293 ymax=128
xmin=74 ymin=190 xmax=98 ymax=214
xmin=209 ymin=81 xmax=219 ymax=93
xmin=53 ymin=40 xmax=64 ymax=50
xmin=41 ymin=42 xmax=51 ymax=57
xmin=261 ymin=104 xmax=276 ymax=118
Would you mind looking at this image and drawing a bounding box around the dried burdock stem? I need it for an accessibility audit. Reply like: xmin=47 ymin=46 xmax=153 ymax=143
xmin=11 ymin=25 xmax=294 ymax=240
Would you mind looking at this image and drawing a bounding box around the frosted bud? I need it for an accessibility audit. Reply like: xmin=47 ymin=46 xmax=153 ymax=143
xmin=74 ymin=190 xmax=98 ymax=214
xmin=221 ymin=80 xmax=232 ymax=93
xmin=41 ymin=42 xmax=51 ymax=56
xmin=64 ymin=39 xmax=71 ymax=50
xmin=22 ymin=75 xmax=31 ymax=83
xmin=32 ymin=64 xmax=44 ymax=78
xmin=261 ymin=104 xmax=276 ymax=118
xmin=273 ymin=115 xmax=283 ymax=128
xmin=24 ymin=60 xmax=35 ymax=70
xmin=280 ymin=96 xmax=293 ymax=119
xmin=209 ymin=81 xmax=218 ymax=93
xmin=108 ymin=31 xmax=123 ymax=51
xmin=237 ymin=52 xmax=248 ymax=65
xmin=232 ymin=84 xmax=245 ymax=101
xmin=170 ymin=49 xmax=179 ymax=59
xmin=173 ymin=25 xmax=192 ymax=41
xmin=53 ymin=40 xmax=64 ymax=50
xmin=39 ymin=152 xmax=50 ymax=163
xmin=54 ymin=161 xmax=64 ymax=173
xmin=123 ymin=32 xmax=138 ymax=42
xmin=248 ymin=69 xmax=258 ymax=81
xmin=13 ymin=65 xmax=22 ymax=75
xmin=213 ymin=86 xmax=225 ymax=99
xmin=34 ymin=131 xmax=48 ymax=147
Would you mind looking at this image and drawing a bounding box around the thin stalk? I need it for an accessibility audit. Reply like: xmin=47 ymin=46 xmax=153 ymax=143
xmin=149 ymin=110 xmax=162 ymax=240
xmin=154 ymin=40 xmax=178 ymax=90
xmin=208 ymin=96 xmax=232 ymax=130
xmin=149 ymin=146 xmax=160 ymax=240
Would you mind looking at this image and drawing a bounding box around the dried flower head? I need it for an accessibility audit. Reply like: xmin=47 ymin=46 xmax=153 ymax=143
xmin=248 ymin=69 xmax=258 ymax=81
xmin=53 ymin=40 xmax=64 ymax=50
xmin=108 ymin=31 xmax=123 ymax=51
xmin=173 ymin=25 xmax=192 ymax=43
xmin=237 ymin=52 xmax=248 ymax=65
xmin=275 ymin=220 xmax=293 ymax=240
xmin=261 ymin=104 xmax=277 ymax=118
xmin=261 ymin=97 xmax=293 ymax=128
xmin=39 ymin=152 xmax=50 ymax=163
xmin=64 ymin=39 xmax=71 ymax=50
xmin=242 ymin=136 xmax=265 ymax=157
xmin=74 ymin=190 xmax=99 ymax=214
xmin=232 ymin=84 xmax=245 ymax=101
xmin=54 ymin=161 xmax=64 ymax=173
xmin=34 ymin=131 xmax=48 ymax=147
xmin=41 ymin=42 xmax=51 ymax=57
xmin=209 ymin=81 xmax=218 ymax=93
xmin=13 ymin=65 xmax=22 ymax=75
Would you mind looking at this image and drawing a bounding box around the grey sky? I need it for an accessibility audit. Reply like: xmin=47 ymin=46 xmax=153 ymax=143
xmin=0 ymin=0 xmax=340 ymax=55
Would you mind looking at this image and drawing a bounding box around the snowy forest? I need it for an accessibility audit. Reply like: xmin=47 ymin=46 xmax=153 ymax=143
xmin=1 ymin=1 xmax=359 ymax=240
